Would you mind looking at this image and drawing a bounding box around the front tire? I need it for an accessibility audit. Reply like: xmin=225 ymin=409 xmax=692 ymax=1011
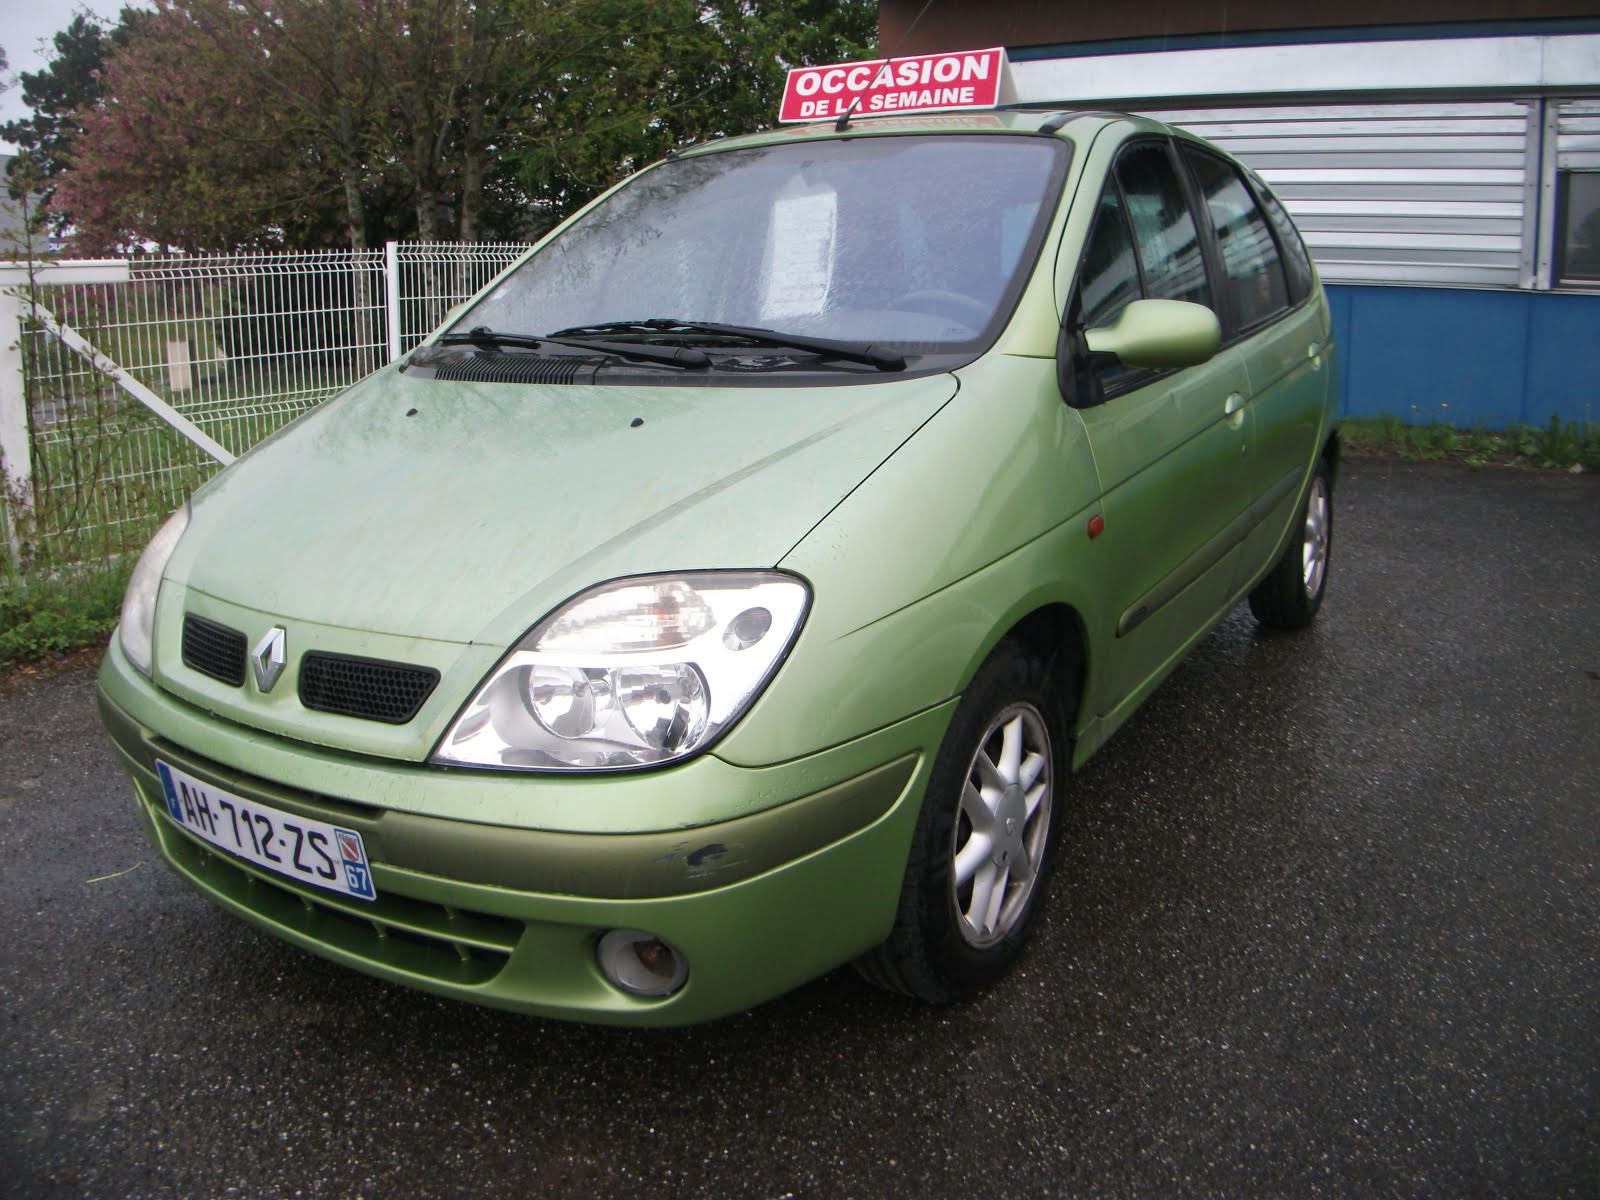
xmin=1249 ymin=459 xmax=1333 ymax=629
xmin=854 ymin=639 xmax=1068 ymax=1003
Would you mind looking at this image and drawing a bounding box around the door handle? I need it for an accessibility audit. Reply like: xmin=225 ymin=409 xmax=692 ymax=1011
xmin=1224 ymin=392 xmax=1247 ymax=433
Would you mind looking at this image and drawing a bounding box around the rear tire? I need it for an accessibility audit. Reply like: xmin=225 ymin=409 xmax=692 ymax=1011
xmin=1249 ymin=459 xmax=1333 ymax=630
xmin=854 ymin=639 xmax=1068 ymax=1003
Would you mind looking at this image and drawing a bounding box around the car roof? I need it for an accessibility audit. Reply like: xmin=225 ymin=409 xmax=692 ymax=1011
xmin=676 ymin=109 xmax=1179 ymax=158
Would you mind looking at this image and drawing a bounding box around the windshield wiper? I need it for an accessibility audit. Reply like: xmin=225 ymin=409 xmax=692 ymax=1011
xmin=437 ymin=325 xmax=709 ymax=369
xmin=547 ymin=318 xmax=906 ymax=371
xmin=439 ymin=326 xmax=544 ymax=351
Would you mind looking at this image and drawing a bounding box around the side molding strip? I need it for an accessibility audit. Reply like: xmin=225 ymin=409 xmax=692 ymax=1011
xmin=1117 ymin=467 xmax=1301 ymax=637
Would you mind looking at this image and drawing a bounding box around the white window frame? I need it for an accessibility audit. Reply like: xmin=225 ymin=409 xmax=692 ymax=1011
xmin=1538 ymin=98 xmax=1600 ymax=290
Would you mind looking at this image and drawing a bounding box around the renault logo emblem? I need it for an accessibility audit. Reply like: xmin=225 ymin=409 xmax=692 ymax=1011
xmin=252 ymin=627 xmax=287 ymax=693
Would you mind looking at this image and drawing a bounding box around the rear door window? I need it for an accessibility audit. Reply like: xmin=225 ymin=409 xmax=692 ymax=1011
xmin=1183 ymin=148 xmax=1291 ymax=332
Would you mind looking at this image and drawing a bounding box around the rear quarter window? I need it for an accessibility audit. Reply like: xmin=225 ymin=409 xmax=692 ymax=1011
xmin=1251 ymin=179 xmax=1316 ymax=304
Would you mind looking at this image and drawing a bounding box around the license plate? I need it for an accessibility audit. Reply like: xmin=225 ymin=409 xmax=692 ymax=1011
xmin=154 ymin=760 xmax=377 ymax=902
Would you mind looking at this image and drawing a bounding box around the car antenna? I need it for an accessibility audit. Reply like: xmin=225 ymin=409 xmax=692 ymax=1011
xmin=834 ymin=0 xmax=934 ymax=133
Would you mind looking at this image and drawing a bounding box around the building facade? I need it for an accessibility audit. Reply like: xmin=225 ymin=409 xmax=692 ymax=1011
xmin=881 ymin=2 xmax=1600 ymax=428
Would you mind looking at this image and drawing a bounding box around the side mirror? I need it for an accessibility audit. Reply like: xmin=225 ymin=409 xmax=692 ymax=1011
xmin=1083 ymin=299 xmax=1220 ymax=370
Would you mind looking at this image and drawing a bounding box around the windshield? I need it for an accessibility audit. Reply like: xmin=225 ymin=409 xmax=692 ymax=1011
xmin=456 ymin=134 xmax=1068 ymax=355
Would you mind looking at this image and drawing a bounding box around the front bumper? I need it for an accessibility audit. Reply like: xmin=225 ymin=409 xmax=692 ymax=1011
xmin=99 ymin=638 xmax=952 ymax=1025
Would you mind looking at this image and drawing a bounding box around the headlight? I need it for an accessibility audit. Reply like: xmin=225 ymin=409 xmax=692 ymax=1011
xmin=432 ymin=572 xmax=809 ymax=771
xmin=119 ymin=505 xmax=189 ymax=676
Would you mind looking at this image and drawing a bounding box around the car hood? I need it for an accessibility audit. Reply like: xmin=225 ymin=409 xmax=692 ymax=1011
xmin=168 ymin=366 xmax=957 ymax=646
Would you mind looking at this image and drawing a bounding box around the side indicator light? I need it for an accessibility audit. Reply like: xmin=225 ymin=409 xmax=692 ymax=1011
xmin=1087 ymin=514 xmax=1105 ymax=539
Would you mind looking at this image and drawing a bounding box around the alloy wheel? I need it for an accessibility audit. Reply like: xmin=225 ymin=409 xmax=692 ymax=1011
xmin=950 ymin=703 xmax=1053 ymax=947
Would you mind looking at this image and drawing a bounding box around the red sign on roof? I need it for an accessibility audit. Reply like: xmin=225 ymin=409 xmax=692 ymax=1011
xmin=779 ymin=48 xmax=1010 ymax=124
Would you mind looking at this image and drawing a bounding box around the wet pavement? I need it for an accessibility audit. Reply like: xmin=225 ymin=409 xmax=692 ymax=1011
xmin=1 ymin=460 xmax=1596 ymax=1199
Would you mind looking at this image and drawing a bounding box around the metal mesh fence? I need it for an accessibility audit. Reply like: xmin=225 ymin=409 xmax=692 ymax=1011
xmin=10 ymin=242 xmax=528 ymax=567
xmin=391 ymin=242 xmax=529 ymax=355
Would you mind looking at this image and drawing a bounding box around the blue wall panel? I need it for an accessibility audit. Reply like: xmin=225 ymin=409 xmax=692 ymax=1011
xmin=1523 ymin=296 xmax=1600 ymax=429
xmin=1325 ymin=284 xmax=1600 ymax=429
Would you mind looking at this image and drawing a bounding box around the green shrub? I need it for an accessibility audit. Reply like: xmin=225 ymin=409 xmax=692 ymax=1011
xmin=0 ymin=564 xmax=130 ymax=669
xmin=1341 ymin=414 xmax=1592 ymax=471
xmin=1404 ymin=423 xmax=1441 ymax=459
xmin=1424 ymin=421 xmax=1457 ymax=456
xmin=1582 ymin=424 xmax=1600 ymax=472
xmin=1374 ymin=413 xmax=1404 ymax=448
xmin=1531 ymin=415 xmax=1580 ymax=468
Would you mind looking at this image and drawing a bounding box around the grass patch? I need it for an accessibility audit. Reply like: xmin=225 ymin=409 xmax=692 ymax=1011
xmin=0 ymin=562 xmax=131 ymax=670
xmin=1342 ymin=414 xmax=1600 ymax=472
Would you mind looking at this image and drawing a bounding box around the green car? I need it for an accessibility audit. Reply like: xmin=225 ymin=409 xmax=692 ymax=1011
xmin=98 ymin=109 xmax=1338 ymax=1025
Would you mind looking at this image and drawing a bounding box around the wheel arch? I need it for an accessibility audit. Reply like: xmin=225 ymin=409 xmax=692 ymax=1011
xmin=1323 ymin=426 xmax=1342 ymax=486
xmin=959 ymin=596 xmax=1091 ymax=749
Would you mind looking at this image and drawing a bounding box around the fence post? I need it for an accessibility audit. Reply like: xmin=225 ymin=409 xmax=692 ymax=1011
xmin=384 ymin=240 xmax=402 ymax=363
xmin=0 ymin=283 xmax=30 ymax=514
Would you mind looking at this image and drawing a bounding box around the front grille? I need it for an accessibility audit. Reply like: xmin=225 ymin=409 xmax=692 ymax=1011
xmin=182 ymin=614 xmax=247 ymax=686
xmin=299 ymin=652 xmax=440 ymax=724
xmin=156 ymin=812 xmax=522 ymax=986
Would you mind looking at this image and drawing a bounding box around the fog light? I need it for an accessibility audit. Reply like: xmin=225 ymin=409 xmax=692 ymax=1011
xmin=596 ymin=928 xmax=689 ymax=998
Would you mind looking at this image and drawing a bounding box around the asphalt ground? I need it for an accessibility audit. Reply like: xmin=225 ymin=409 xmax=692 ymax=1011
xmin=1 ymin=460 xmax=1596 ymax=1199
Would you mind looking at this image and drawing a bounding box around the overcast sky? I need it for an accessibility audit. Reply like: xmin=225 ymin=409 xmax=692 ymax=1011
xmin=1 ymin=0 xmax=120 ymax=153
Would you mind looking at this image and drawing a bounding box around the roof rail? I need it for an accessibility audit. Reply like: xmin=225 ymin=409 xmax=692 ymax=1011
xmin=1035 ymin=110 xmax=1135 ymax=133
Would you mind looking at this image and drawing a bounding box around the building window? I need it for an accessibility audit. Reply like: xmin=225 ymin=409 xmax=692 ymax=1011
xmin=1555 ymin=172 xmax=1600 ymax=286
